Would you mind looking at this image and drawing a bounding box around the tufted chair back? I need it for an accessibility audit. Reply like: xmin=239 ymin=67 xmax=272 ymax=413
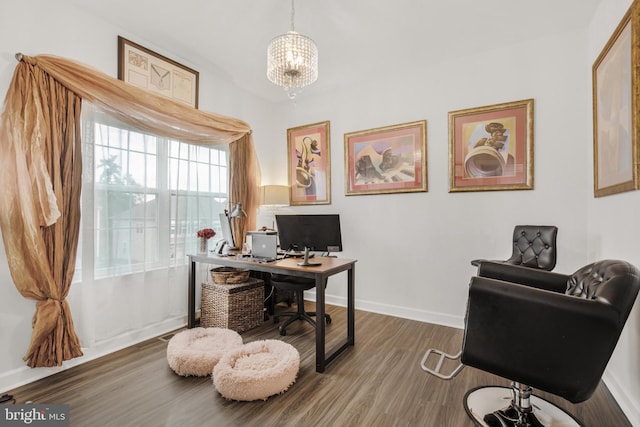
xmin=505 ymin=225 xmax=558 ymax=270
xmin=566 ymin=260 xmax=640 ymax=316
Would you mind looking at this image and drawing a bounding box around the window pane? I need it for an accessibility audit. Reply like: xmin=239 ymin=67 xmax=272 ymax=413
xmin=210 ymin=165 xmax=220 ymax=193
xmin=82 ymin=113 xmax=228 ymax=279
xmin=146 ymin=154 xmax=157 ymax=189
xmin=129 ymin=130 xmax=145 ymax=152
xmin=146 ymin=135 xmax=157 ymax=155
xmin=197 ymin=162 xmax=210 ymax=192
xmin=169 ymin=139 xmax=181 ymax=159
xmin=128 ymin=151 xmax=146 ymax=186
xmin=172 ymin=159 xmax=189 ymax=191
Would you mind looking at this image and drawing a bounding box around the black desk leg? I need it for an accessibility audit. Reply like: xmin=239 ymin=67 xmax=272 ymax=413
xmin=348 ymin=266 xmax=355 ymax=344
xmin=315 ymin=274 xmax=326 ymax=373
xmin=188 ymin=258 xmax=196 ymax=329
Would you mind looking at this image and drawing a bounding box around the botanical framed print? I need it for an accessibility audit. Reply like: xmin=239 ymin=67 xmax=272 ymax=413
xmin=592 ymin=0 xmax=639 ymax=197
xmin=344 ymin=120 xmax=427 ymax=196
xmin=287 ymin=121 xmax=331 ymax=205
xmin=118 ymin=36 xmax=200 ymax=108
xmin=449 ymin=99 xmax=534 ymax=192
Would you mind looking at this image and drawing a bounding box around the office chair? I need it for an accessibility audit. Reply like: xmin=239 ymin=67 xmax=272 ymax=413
xmin=421 ymin=259 xmax=640 ymax=427
xmin=270 ymin=274 xmax=332 ymax=336
xmin=471 ymin=225 xmax=558 ymax=271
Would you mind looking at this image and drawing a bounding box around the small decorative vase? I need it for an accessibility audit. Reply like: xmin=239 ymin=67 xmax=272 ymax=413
xmin=199 ymin=237 xmax=209 ymax=254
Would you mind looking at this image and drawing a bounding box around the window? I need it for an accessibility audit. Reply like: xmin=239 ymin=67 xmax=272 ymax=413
xmin=168 ymin=140 xmax=228 ymax=264
xmin=81 ymin=107 xmax=228 ymax=279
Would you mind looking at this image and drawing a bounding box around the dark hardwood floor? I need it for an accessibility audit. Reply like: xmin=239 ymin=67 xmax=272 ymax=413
xmin=5 ymin=304 xmax=632 ymax=426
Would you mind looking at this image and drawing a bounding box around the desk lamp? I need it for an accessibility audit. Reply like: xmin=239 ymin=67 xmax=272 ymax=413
xmin=228 ymin=203 xmax=247 ymax=250
xmin=229 ymin=203 xmax=247 ymax=219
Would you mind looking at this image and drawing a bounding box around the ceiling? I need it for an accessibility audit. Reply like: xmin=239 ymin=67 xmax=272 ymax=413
xmin=70 ymin=0 xmax=601 ymax=103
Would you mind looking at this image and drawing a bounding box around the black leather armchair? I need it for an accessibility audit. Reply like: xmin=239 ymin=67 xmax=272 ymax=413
xmin=471 ymin=225 xmax=558 ymax=271
xmin=422 ymin=259 xmax=640 ymax=427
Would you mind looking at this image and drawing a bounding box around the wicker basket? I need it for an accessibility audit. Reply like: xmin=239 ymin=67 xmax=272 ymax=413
xmin=210 ymin=267 xmax=250 ymax=284
xmin=201 ymin=278 xmax=264 ymax=332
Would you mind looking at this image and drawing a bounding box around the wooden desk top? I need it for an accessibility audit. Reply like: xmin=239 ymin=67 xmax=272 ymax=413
xmin=189 ymin=254 xmax=356 ymax=278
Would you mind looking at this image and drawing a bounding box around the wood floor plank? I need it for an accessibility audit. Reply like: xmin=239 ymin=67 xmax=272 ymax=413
xmin=4 ymin=304 xmax=632 ymax=426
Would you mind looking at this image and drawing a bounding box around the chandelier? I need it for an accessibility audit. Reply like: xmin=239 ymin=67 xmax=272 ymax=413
xmin=267 ymin=0 xmax=318 ymax=99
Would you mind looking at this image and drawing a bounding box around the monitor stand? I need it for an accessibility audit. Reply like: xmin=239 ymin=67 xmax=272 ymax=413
xmin=297 ymin=247 xmax=321 ymax=267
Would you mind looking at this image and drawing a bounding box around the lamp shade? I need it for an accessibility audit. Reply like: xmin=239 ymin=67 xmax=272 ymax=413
xmin=260 ymin=185 xmax=289 ymax=206
xmin=229 ymin=203 xmax=247 ymax=218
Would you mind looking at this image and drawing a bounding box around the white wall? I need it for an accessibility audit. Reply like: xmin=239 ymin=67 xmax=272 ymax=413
xmin=283 ymin=28 xmax=591 ymax=322
xmin=586 ymin=0 xmax=640 ymax=424
xmin=1 ymin=0 xmax=639 ymax=425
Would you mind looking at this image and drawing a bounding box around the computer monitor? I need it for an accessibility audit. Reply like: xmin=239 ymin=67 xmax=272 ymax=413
xmin=275 ymin=214 xmax=343 ymax=254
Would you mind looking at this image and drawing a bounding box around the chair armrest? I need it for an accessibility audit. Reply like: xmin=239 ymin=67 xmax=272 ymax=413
xmin=476 ymin=261 xmax=569 ymax=293
xmin=461 ymin=276 xmax=620 ymax=403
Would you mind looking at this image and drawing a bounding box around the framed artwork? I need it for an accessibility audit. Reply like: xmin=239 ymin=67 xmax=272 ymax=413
xmin=344 ymin=120 xmax=427 ymax=196
xmin=117 ymin=36 xmax=199 ymax=108
xmin=592 ymin=0 xmax=640 ymax=197
xmin=449 ymin=99 xmax=534 ymax=192
xmin=287 ymin=121 xmax=331 ymax=205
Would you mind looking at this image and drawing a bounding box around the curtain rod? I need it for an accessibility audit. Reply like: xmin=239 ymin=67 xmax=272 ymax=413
xmin=15 ymin=53 xmax=24 ymax=62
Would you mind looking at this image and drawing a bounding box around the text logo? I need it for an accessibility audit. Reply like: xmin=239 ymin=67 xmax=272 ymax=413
xmin=1 ymin=404 xmax=69 ymax=426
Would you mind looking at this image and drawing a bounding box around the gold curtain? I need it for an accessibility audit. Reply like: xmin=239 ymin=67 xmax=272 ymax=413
xmin=230 ymin=134 xmax=261 ymax=246
xmin=0 ymin=59 xmax=84 ymax=367
xmin=0 ymin=54 xmax=260 ymax=367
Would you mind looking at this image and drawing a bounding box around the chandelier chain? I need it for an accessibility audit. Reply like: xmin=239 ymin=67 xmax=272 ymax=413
xmin=290 ymin=0 xmax=295 ymax=31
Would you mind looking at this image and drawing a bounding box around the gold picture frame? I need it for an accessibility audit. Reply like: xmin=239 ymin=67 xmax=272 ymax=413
xmin=344 ymin=120 xmax=427 ymax=196
xmin=592 ymin=0 xmax=640 ymax=197
xmin=287 ymin=121 xmax=331 ymax=205
xmin=449 ymin=99 xmax=534 ymax=192
xmin=118 ymin=36 xmax=199 ymax=108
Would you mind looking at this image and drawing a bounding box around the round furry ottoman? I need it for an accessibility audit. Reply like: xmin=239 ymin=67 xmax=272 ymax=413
xmin=167 ymin=327 xmax=243 ymax=377
xmin=213 ymin=339 xmax=300 ymax=401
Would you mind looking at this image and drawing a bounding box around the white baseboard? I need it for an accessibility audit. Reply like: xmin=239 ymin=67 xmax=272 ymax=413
xmin=602 ymin=370 xmax=640 ymax=426
xmin=305 ymin=291 xmax=465 ymax=330
xmin=0 ymin=316 xmax=185 ymax=393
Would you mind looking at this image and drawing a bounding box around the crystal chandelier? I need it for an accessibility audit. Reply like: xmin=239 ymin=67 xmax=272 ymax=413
xmin=267 ymin=0 xmax=318 ymax=99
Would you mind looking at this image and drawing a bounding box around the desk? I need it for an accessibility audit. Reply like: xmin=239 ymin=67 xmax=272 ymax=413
xmin=187 ymin=254 xmax=356 ymax=373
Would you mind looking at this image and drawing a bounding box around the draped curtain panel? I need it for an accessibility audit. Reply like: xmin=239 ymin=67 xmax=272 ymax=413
xmin=0 ymin=54 xmax=260 ymax=367
xmin=230 ymin=135 xmax=261 ymax=247
xmin=0 ymin=60 xmax=84 ymax=367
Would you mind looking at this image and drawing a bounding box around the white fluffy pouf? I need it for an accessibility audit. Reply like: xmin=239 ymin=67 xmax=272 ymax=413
xmin=167 ymin=327 xmax=243 ymax=377
xmin=213 ymin=339 xmax=300 ymax=401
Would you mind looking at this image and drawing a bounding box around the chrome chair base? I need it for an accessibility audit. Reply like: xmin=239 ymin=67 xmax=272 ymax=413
xmin=463 ymin=386 xmax=583 ymax=427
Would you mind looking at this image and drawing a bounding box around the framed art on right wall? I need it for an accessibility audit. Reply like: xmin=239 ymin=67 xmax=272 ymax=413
xmin=592 ymin=0 xmax=640 ymax=197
